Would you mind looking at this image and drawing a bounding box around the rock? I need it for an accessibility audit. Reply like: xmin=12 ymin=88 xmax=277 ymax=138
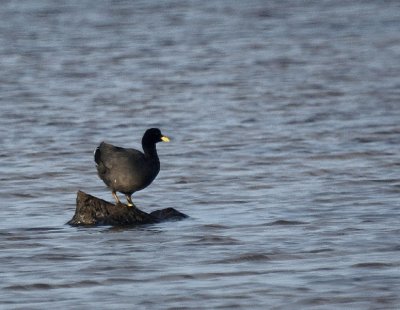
xmin=67 ymin=191 xmax=188 ymax=226
xmin=150 ymin=208 xmax=188 ymax=221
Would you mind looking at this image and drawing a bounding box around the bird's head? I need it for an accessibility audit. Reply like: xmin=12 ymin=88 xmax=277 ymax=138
xmin=142 ymin=128 xmax=170 ymax=145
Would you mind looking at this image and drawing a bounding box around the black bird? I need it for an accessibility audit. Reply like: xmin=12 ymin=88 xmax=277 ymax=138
xmin=94 ymin=128 xmax=170 ymax=206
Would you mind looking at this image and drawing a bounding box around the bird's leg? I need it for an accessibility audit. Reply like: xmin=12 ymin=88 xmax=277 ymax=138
xmin=112 ymin=191 xmax=122 ymax=205
xmin=125 ymin=194 xmax=134 ymax=207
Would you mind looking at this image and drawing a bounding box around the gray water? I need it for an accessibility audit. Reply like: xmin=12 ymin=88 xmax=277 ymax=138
xmin=1 ymin=1 xmax=400 ymax=309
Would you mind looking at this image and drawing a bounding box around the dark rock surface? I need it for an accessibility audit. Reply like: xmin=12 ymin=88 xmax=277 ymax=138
xmin=67 ymin=191 xmax=188 ymax=226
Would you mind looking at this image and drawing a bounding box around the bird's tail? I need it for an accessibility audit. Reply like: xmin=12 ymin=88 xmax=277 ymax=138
xmin=94 ymin=142 xmax=104 ymax=166
xmin=94 ymin=146 xmax=101 ymax=166
xmin=94 ymin=143 xmax=108 ymax=177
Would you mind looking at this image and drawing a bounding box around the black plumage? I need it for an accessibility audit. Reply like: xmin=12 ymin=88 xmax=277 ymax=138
xmin=94 ymin=128 xmax=170 ymax=206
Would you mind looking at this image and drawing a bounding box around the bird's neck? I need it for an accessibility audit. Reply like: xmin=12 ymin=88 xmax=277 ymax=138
xmin=142 ymin=142 xmax=158 ymax=158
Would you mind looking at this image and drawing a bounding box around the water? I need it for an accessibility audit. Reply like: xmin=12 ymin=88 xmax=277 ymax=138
xmin=1 ymin=0 xmax=400 ymax=308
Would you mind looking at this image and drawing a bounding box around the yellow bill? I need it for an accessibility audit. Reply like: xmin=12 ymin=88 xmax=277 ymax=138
xmin=161 ymin=135 xmax=170 ymax=142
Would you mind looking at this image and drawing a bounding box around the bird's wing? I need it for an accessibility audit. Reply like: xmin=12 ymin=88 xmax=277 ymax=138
xmin=97 ymin=142 xmax=145 ymax=170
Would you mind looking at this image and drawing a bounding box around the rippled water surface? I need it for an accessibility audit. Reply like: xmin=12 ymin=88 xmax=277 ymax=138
xmin=1 ymin=1 xmax=400 ymax=309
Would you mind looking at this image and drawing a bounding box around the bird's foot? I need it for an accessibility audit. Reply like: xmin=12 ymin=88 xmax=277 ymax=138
xmin=125 ymin=194 xmax=135 ymax=208
xmin=112 ymin=191 xmax=122 ymax=206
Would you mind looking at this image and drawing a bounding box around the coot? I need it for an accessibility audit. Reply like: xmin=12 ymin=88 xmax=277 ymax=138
xmin=94 ymin=128 xmax=170 ymax=206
